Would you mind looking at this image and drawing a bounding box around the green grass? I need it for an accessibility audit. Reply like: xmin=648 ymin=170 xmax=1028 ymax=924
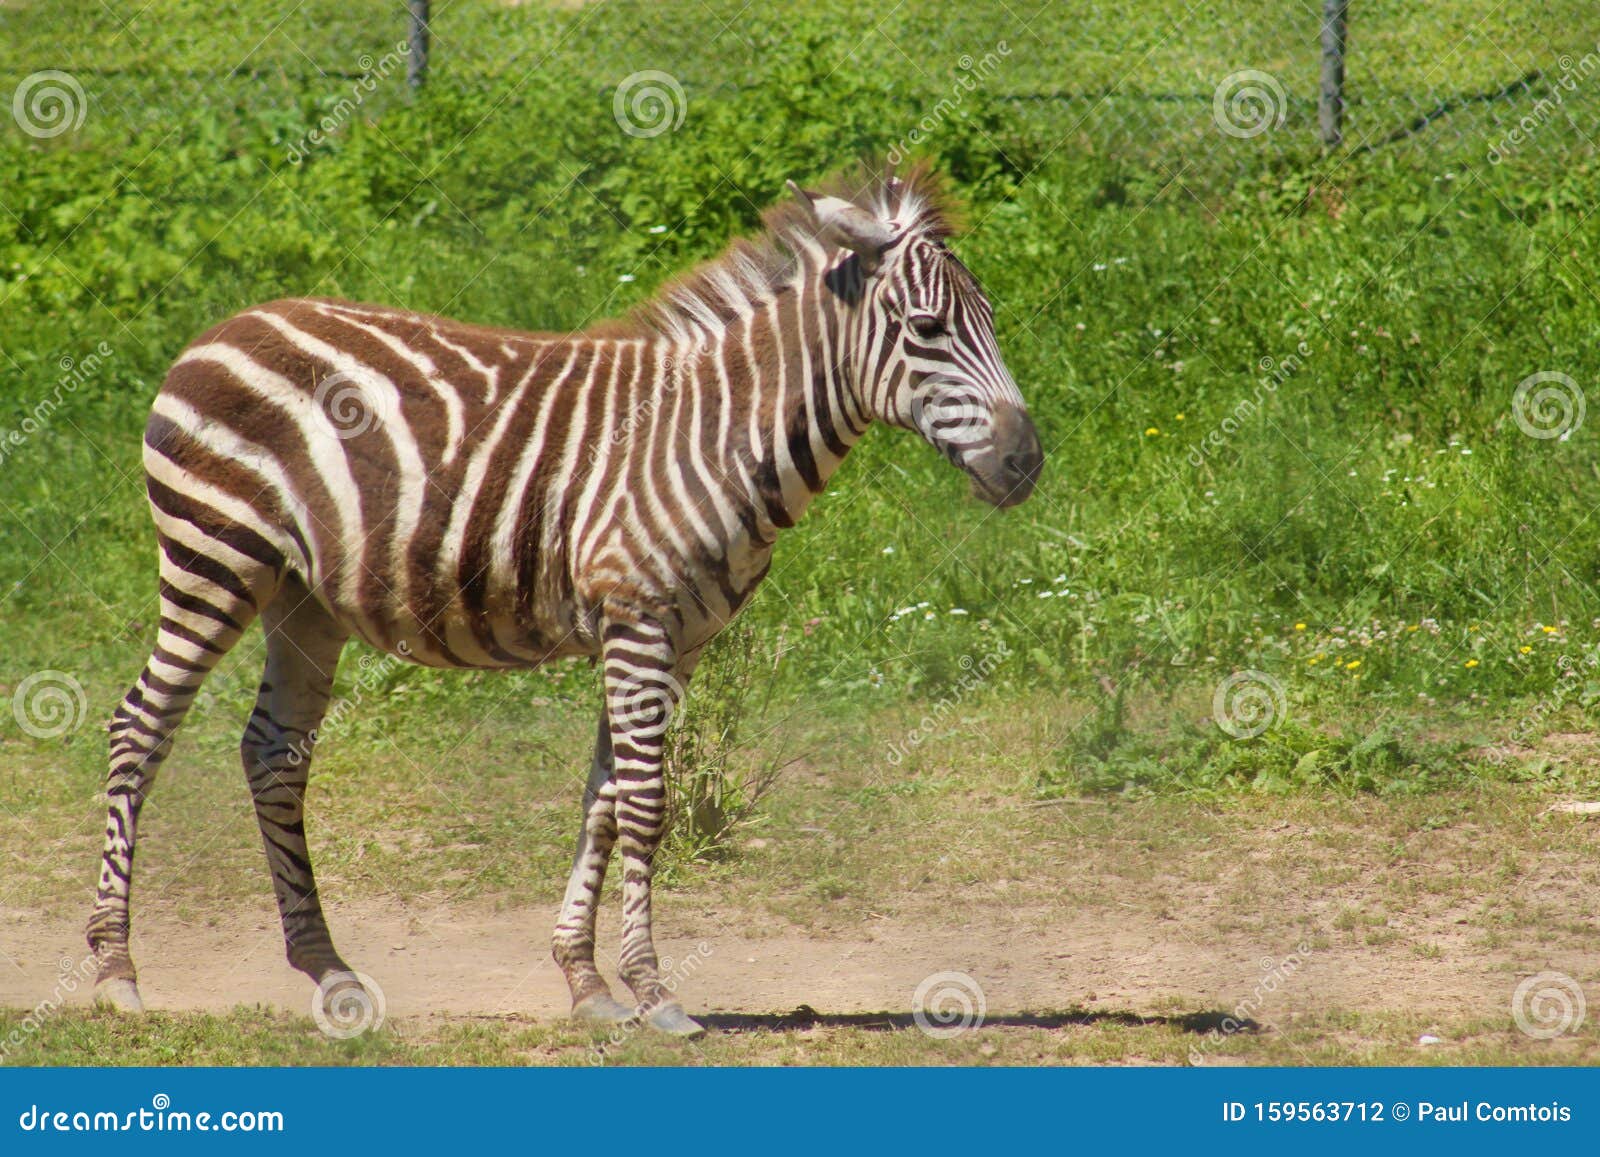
xmin=5 ymin=2 xmax=1600 ymax=721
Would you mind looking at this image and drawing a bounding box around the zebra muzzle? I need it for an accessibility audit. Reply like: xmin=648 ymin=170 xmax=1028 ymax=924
xmin=968 ymin=403 xmax=1043 ymax=508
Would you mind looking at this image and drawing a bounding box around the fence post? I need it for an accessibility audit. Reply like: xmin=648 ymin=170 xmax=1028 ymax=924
xmin=1319 ymin=0 xmax=1350 ymax=147
xmin=408 ymin=0 xmax=431 ymax=89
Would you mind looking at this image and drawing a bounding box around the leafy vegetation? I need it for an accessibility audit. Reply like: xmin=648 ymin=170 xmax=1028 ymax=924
xmin=3 ymin=0 xmax=1600 ymax=810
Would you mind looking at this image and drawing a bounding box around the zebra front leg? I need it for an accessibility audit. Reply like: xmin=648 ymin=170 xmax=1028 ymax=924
xmin=602 ymin=619 xmax=704 ymax=1038
xmin=552 ymin=710 xmax=633 ymax=1025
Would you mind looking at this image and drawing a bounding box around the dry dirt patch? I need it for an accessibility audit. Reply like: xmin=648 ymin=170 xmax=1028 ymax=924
xmin=2 ymin=883 xmax=1582 ymax=1027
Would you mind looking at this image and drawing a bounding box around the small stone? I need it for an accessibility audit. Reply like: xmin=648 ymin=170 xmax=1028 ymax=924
xmin=1418 ymin=1034 xmax=1443 ymax=1046
xmin=1548 ymin=801 xmax=1600 ymax=815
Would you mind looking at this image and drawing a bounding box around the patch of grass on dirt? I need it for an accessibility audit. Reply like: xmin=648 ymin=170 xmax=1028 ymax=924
xmin=1034 ymin=680 xmax=1598 ymax=799
xmin=4 ymin=1006 xmax=1596 ymax=1067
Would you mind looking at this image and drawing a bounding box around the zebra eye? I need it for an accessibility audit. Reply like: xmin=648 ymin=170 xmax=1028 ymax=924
xmin=907 ymin=314 xmax=946 ymax=340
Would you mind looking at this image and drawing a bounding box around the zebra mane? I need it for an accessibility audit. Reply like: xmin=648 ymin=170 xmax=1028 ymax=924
xmin=606 ymin=162 xmax=961 ymax=344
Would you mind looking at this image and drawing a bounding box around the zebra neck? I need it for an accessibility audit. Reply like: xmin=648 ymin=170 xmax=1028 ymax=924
xmin=724 ymin=279 xmax=864 ymax=530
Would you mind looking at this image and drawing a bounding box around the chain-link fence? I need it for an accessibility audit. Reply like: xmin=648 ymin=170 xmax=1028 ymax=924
xmin=3 ymin=1 xmax=1597 ymax=177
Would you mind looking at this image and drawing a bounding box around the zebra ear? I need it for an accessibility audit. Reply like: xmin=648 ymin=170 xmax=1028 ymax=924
xmin=787 ymin=180 xmax=897 ymax=274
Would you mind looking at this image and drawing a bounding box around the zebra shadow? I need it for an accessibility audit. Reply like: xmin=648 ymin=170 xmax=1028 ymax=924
xmin=698 ymin=1005 xmax=1256 ymax=1035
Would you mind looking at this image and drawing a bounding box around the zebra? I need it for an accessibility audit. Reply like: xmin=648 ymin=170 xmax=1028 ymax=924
xmin=86 ymin=164 xmax=1043 ymax=1037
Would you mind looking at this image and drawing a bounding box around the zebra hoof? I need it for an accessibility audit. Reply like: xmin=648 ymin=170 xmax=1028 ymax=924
xmin=571 ymin=994 xmax=637 ymax=1026
xmin=92 ymin=977 xmax=145 ymax=1013
xmin=642 ymin=1001 xmax=706 ymax=1039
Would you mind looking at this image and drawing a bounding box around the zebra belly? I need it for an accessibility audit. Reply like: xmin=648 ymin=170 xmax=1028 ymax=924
xmin=308 ymin=579 xmax=599 ymax=672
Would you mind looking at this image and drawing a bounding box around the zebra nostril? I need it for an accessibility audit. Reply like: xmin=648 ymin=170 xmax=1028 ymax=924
xmin=991 ymin=403 xmax=1043 ymax=488
xmin=1003 ymin=449 xmax=1042 ymax=482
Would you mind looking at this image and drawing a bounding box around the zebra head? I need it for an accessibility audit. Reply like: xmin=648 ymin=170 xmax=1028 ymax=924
xmin=789 ymin=176 xmax=1044 ymax=508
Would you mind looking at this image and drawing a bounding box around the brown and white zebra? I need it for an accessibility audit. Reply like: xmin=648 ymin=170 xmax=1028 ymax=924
xmin=86 ymin=164 xmax=1043 ymax=1037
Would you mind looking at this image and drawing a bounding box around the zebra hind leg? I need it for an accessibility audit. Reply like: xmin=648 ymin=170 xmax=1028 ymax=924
xmin=241 ymin=580 xmax=368 ymax=1021
xmin=87 ymin=543 xmax=267 ymax=1010
xmin=552 ymin=710 xmax=634 ymax=1026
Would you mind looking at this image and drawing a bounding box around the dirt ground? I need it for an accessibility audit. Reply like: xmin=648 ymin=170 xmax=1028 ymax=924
xmin=1 ymin=881 xmax=1579 ymax=1028
xmin=4 ymin=717 xmax=1597 ymax=1051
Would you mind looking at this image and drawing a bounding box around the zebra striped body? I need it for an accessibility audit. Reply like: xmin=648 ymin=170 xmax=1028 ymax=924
xmin=87 ymin=166 xmax=1042 ymax=1033
xmin=152 ymin=300 xmax=793 ymax=669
